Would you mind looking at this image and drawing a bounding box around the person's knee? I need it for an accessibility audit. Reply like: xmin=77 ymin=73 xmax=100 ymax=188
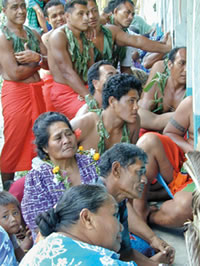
xmin=137 ymin=133 xmax=161 ymax=152
xmin=171 ymin=192 xmax=193 ymax=222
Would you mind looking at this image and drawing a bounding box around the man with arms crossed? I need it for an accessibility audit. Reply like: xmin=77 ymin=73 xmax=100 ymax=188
xmin=0 ymin=0 xmax=47 ymax=187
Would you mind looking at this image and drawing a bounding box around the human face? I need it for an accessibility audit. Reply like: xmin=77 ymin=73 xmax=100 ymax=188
xmin=44 ymin=121 xmax=77 ymax=162
xmin=169 ymin=48 xmax=186 ymax=85
xmin=113 ymin=89 xmax=139 ymax=123
xmin=87 ymin=0 xmax=100 ymax=28
xmin=0 ymin=204 xmax=21 ymax=236
xmin=47 ymin=5 xmax=66 ymax=29
xmin=92 ymin=195 xmax=123 ymax=252
xmin=66 ymin=4 xmax=89 ymax=31
xmin=113 ymin=1 xmax=135 ymax=28
xmin=116 ymin=159 xmax=147 ymax=202
xmin=3 ymin=0 xmax=26 ymax=25
xmin=94 ymin=65 xmax=117 ymax=106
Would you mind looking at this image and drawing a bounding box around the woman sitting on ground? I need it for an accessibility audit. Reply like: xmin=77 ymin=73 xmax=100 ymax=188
xmin=21 ymin=112 xmax=100 ymax=241
xmin=20 ymin=185 xmax=138 ymax=265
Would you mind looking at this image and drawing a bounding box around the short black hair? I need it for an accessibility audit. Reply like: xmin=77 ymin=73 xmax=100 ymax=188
xmin=102 ymin=73 xmax=142 ymax=109
xmin=168 ymin=46 xmax=186 ymax=63
xmin=36 ymin=184 xmax=110 ymax=236
xmin=88 ymin=60 xmax=113 ymax=95
xmin=99 ymin=143 xmax=147 ymax=178
xmin=64 ymin=0 xmax=87 ymax=13
xmin=44 ymin=0 xmax=64 ymax=17
xmin=33 ymin=112 xmax=73 ymax=159
xmin=106 ymin=0 xmax=134 ymax=13
xmin=0 ymin=191 xmax=20 ymax=210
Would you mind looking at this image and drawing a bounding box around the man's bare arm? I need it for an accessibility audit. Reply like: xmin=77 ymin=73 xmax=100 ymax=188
xmin=33 ymin=5 xmax=48 ymax=33
xmin=14 ymin=31 xmax=48 ymax=70
xmin=107 ymin=25 xmax=171 ymax=54
xmin=70 ymin=113 xmax=95 ymax=143
xmin=139 ymin=108 xmax=174 ymax=131
xmin=48 ymin=30 xmax=88 ymax=97
xmin=0 ymin=33 xmax=40 ymax=81
xmin=164 ymin=96 xmax=193 ymax=153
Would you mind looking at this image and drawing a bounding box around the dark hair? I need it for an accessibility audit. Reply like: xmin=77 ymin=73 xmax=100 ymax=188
xmin=106 ymin=0 xmax=134 ymax=13
xmin=168 ymin=46 xmax=186 ymax=63
xmin=36 ymin=185 xmax=109 ymax=236
xmin=99 ymin=143 xmax=147 ymax=178
xmin=102 ymin=73 xmax=142 ymax=109
xmin=88 ymin=60 xmax=113 ymax=95
xmin=44 ymin=0 xmax=64 ymax=17
xmin=0 ymin=191 xmax=20 ymax=210
xmin=33 ymin=112 xmax=73 ymax=159
xmin=64 ymin=0 xmax=87 ymax=13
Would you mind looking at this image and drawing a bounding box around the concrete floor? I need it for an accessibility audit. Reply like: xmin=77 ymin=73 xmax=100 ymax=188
xmin=152 ymin=225 xmax=189 ymax=265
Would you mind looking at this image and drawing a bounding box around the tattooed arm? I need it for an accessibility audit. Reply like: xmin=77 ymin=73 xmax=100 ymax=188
xmin=163 ymin=96 xmax=193 ymax=153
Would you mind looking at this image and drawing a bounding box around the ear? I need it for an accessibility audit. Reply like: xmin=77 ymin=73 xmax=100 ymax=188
xmin=111 ymin=161 xmax=121 ymax=180
xmin=65 ymin=12 xmax=70 ymax=21
xmin=113 ymin=7 xmax=118 ymax=16
xmin=108 ymin=96 xmax=117 ymax=108
xmin=79 ymin=208 xmax=95 ymax=230
xmin=2 ymin=7 xmax=6 ymax=14
xmin=168 ymin=60 xmax=173 ymax=70
xmin=42 ymin=146 xmax=48 ymax=154
xmin=92 ymin=79 xmax=99 ymax=90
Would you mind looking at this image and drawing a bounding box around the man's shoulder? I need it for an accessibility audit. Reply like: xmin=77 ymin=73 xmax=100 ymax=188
xmin=49 ymin=25 xmax=67 ymax=41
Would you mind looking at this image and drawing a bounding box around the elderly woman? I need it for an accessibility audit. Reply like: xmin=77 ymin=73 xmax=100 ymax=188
xmin=20 ymin=185 xmax=138 ymax=265
xmin=21 ymin=112 xmax=99 ymax=241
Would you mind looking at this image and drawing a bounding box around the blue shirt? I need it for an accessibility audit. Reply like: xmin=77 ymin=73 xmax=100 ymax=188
xmin=0 ymin=226 xmax=18 ymax=266
xmin=20 ymin=233 xmax=137 ymax=265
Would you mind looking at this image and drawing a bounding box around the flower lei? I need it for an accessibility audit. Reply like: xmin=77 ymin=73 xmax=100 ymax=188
xmin=46 ymin=146 xmax=100 ymax=189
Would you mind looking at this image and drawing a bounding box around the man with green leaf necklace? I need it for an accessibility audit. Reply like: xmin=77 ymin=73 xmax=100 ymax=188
xmin=71 ymin=73 xmax=141 ymax=155
xmin=47 ymin=0 xmax=94 ymax=120
xmin=87 ymin=0 xmax=172 ymax=75
xmin=139 ymin=47 xmax=186 ymax=115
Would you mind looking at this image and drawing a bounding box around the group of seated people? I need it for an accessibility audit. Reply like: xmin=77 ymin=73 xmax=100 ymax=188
xmin=0 ymin=0 xmax=197 ymax=265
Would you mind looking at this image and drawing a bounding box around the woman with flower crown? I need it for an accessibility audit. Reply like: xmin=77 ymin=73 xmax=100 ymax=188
xmin=21 ymin=112 xmax=100 ymax=242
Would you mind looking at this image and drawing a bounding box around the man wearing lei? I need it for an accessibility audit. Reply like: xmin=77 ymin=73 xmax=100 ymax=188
xmin=0 ymin=0 xmax=48 ymax=188
xmin=87 ymin=0 xmax=172 ymax=73
xmin=47 ymin=0 xmax=94 ymax=120
xmin=71 ymin=73 xmax=141 ymax=155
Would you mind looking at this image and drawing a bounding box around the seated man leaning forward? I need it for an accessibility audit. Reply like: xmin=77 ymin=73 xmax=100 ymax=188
xmin=21 ymin=112 xmax=99 ymax=241
xmin=47 ymin=0 xmax=94 ymax=119
xmin=97 ymin=143 xmax=175 ymax=265
xmin=0 ymin=0 xmax=48 ymax=186
xmin=21 ymin=185 xmax=138 ymax=265
xmin=71 ymin=73 xmax=141 ymax=155
xmin=137 ymin=95 xmax=194 ymax=227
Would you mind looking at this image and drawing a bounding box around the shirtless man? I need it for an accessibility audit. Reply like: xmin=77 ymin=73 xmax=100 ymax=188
xmin=137 ymin=96 xmax=194 ymax=227
xmin=87 ymin=0 xmax=172 ymax=71
xmin=41 ymin=0 xmax=66 ymax=111
xmin=0 ymin=0 xmax=47 ymax=187
xmin=76 ymin=60 xmax=173 ymax=132
xmin=139 ymin=47 xmax=186 ymax=114
xmin=71 ymin=73 xmax=141 ymax=154
xmin=47 ymin=0 xmax=94 ymax=120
